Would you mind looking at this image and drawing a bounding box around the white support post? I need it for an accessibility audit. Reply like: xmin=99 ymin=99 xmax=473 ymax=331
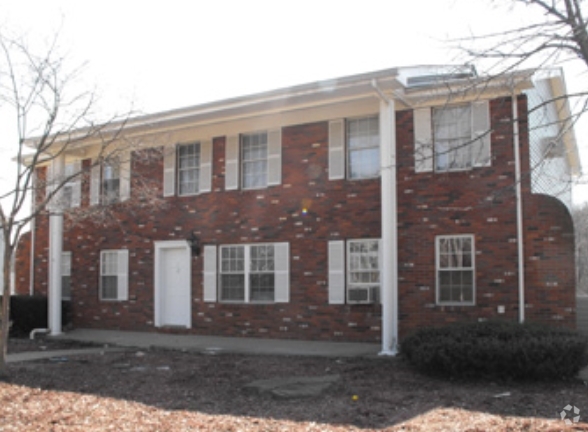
xmin=48 ymin=155 xmax=64 ymax=336
xmin=379 ymin=98 xmax=398 ymax=355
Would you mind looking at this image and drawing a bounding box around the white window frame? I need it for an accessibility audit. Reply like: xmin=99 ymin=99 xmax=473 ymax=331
xmin=436 ymin=234 xmax=476 ymax=306
xmin=177 ymin=142 xmax=201 ymax=196
xmin=219 ymin=243 xmax=276 ymax=303
xmin=241 ymin=132 xmax=268 ymax=190
xmin=61 ymin=251 xmax=71 ymax=300
xmin=433 ymin=104 xmax=473 ymax=172
xmin=102 ymin=158 xmax=121 ymax=204
xmin=99 ymin=249 xmax=128 ymax=301
xmin=346 ymin=239 xmax=381 ymax=304
xmin=346 ymin=116 xmax=380 ymax=180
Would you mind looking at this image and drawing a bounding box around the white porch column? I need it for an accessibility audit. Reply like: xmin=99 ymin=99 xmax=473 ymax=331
xmin=48 ymin=155 xmax=64 ymax=336
xmin=379 ymin=98 xmax=398 ymax=355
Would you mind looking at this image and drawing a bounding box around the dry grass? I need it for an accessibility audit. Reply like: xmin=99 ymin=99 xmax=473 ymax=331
xmin=1 ymin=338 xmax=587 ymax=431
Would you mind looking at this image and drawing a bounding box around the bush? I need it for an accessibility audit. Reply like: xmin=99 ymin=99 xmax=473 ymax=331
xmin=0 ymin=295 xmax=71 ymax=337
xmin=401 ymin=321 xmax=588 ymax=380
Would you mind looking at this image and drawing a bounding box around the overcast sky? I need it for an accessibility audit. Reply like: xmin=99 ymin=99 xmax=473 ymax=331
xmin=3 ymin=0 xmax=588 ymax=204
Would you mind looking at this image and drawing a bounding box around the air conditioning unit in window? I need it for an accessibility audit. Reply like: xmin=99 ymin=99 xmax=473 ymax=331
xmin=347 ymin=286 xmax=380 ymax=304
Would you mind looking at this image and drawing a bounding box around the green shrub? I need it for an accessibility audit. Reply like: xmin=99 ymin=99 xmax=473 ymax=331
xmin=401 ymin=321 xmax=588 ymax=380
xmin=0 ymin=295 xmax=71 ymax=337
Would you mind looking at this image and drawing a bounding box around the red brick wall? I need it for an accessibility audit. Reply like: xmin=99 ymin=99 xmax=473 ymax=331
xmin=31 ymin=95 xmax=576 ymax=342
xmin=524 ymin=194 xmax=576 ymax=326
xmin=14 ymin=231 xmax=31 ymax=295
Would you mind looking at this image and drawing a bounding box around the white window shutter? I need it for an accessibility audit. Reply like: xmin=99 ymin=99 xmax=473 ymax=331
xmin=117 ymin=249 xmax=129 ymax=301
xmin=199 ymin=139 xmax=213 ymax=193
xmin=328 ymin=120 xmax=345 ymax=180
xmin=119 ymin=152 xmax=131 ymax=202
xmin=225 ymin=135 xmax=239 ymax=190
xmin=90 ymin=162 xmax=101 ymax=205
xmin=414 ymin=108 xmax=434 ymax=172
xmin=71 ymin=160 xmax=82 ymax=208
xmin=267 ymin=128 xmax=282 ymax=186
xmin=328 ymin=240 xmax=345 ymax=304
xmin=163 ymin=146 xmax=176 ymax=197
xmin=274 ymin=242 xmax=289 ymax=303
xmin=471 ymin=100 xmax=491 ymax=167
xmin=203 ymin=245 xmax=217 ymax=302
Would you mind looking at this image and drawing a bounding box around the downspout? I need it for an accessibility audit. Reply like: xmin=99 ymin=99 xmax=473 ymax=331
xmin=29 ymin=219 xmax=35 ymax=296
xmin=512 ymin=92 xmax=526 ymax=323
xmin=371 ymin=79 xmax=398 ymax=355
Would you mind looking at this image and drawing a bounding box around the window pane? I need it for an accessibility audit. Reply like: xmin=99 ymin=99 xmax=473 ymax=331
xmin=101 ymin=275 xmax=118 ymax=300
xmin=250 ymin=273 xmax=275 ymax=302
xmin=220 ymin=274 xmax=245 ymax=301
xmin=62 ymin=276 xmax=71 ymax=299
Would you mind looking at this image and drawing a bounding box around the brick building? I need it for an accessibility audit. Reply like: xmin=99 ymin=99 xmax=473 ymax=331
xmin=25 ymin=66 xmax=579 ymax=352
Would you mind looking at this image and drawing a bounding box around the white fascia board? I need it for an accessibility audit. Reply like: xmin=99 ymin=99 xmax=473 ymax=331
xmin=402 ymin=70 xmax=536 ymax=108
xmin=547 ymin=74 xmax=581 ymax=177
xmin=24 ymin=68 xmax=402 ymax=152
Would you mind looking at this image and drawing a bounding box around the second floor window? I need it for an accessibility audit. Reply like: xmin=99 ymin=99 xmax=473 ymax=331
xmin=433 ymin=105 xmax=473 ymax=172
xmin=178 ymin=143 xmax=201 ymax=195
xmin=241 ymin=132 xmax=268 ymax=189
xmin=347 ymin=116 xmax=380 ymax=179
xmin=102 ymin=159 xmax=120 ymax=204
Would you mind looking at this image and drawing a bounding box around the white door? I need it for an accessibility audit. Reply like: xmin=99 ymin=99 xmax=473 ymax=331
xmin=158 ymin=245 xmax=191 ymax=327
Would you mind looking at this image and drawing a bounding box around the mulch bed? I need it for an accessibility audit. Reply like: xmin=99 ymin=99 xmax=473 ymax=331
xmin=1 ymin=337 xmax=587 ymax=431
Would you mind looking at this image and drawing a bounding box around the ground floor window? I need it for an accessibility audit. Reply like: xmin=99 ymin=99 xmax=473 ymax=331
xmin=220 ymin=244 xmax=276 ymax=302
xmin=99 ymin=249 xmax=129 ymax=301
xmin=347 ymin=239 xmax=380 ymax=304
xmin=436 ymin=234 xmax=475 ymax=305
xmin=328 ymin=238 xmax=381 ymax=305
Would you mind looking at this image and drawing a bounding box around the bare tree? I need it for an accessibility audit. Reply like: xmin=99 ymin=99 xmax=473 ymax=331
xmin=0 ymin=31 xmax=163 ymax=375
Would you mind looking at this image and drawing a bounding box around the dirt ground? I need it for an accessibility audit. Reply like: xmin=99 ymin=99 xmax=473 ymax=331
xmin=1 ymin=337 xmax=588 ymax=431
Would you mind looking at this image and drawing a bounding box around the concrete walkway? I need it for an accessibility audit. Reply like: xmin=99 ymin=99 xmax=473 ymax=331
xmin=50 ymin=328 xmax=382 ymax=358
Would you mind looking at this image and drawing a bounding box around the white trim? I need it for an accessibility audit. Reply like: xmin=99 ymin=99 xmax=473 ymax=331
xmin=328 ymin=119 xmax=345 ymax=180
xmin=414 ymin=108 xmax=433 ymax=172
xmin=267 ymin=128 xmax=282 ymax=186
xmin=163 ymin=145 xmax=176 ymax=197
xmin=203 ymin=245 xmax=217 ymax=302
xmin=153 ymin=240 xmax=192 ymax=328
xmin=225 ymin=135 xmax=240 ymax=190
xmin=89 ymin=162 xmax=101 ymax=205
xmin=199 ymin=139 xmax=213 ymax=193
xmin=328 ymin=240 xmax=345 ymax=304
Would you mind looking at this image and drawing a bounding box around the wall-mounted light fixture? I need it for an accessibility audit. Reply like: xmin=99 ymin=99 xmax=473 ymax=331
xmin=186 ymin=231 xmax=201 ymax=257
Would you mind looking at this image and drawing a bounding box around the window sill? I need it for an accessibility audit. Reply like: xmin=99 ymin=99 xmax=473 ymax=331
xmin=436 ymin=302 xmax=476 ymax=307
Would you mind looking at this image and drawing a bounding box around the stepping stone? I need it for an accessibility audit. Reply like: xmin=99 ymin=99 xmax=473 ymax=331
xmin=243 ymin=374 xmax=340 ymax=399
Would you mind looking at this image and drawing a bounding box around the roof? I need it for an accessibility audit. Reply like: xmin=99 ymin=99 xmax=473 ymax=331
xmin=25 ymin=65 xmax=536 ymax=151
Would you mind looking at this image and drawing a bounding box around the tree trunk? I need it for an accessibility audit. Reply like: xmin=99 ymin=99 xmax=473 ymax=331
xmin=0 ymin=246 xmax=13 ymax=377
